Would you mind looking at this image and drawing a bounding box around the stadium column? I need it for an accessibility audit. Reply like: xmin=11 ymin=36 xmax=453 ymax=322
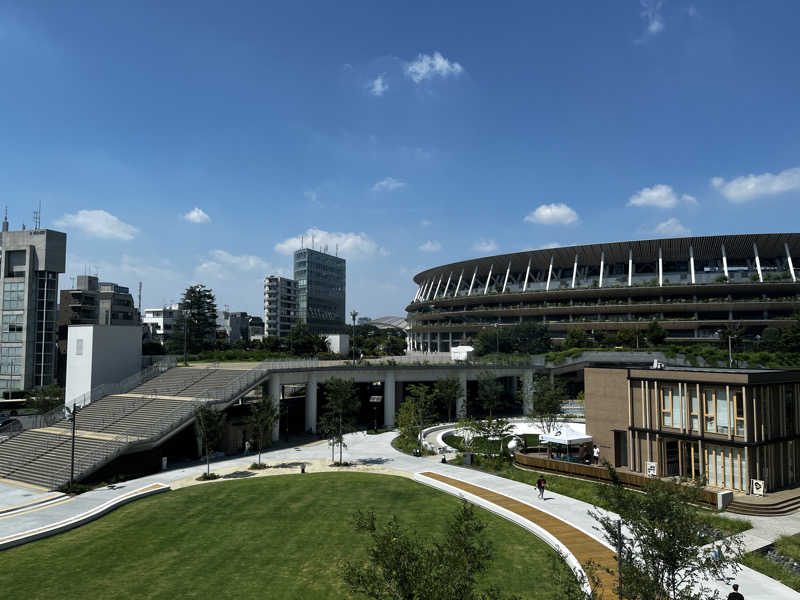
xmin=269 ymin=374 xmax=281 ymax=441
xmin=721 ymin=244 xmax=729 ymax=279
xmin=468 ymin=265 xmax=478 ymax=295
xmin=786 ymin=243 xmax=797 ymax=282
xmin=502 ymin=261 xmax=511 ymax=293
xmin=754 ymin=243 xmax=763 ymax=282
xmin=545 ymin=255 xmax=554 ymax=291
xmin=628 ymin=248 xmax=633 ymax=286
xmin=689 ymin=245 xmax=696 ymax=284
xmin=571 ymin=254 xmax=578 ymax=288
xmin=454 ymin=269 xmax=464 ymax=297
xmin=599 ymin=251 xmax=605 ymax=288
xmin=658 ymin=247 xmax=663 ymax=287
xmin=484 ymin=264 xmax=493 ymax=294
xmin=384 ymin=371 xmax=396 ymax=427
xmin=305 ymin=373 xmax=317 ymax=433
xmin=523 ymin=256 xmax=532 ymax=291
xmin=456 ymin=370 xmax=468 ymax=418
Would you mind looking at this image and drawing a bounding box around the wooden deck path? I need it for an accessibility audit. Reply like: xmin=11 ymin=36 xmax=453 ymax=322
xmin=421 ymin=471 xmax=618 ymax=597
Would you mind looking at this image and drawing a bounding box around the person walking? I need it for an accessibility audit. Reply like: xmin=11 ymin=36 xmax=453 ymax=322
xmin=727 ymin=583 xmax=744 ymax=600
xmin=592 ymin=445 xmax=600 ymax=465
xmin=536 ymin=476 xmax=546 ymax=500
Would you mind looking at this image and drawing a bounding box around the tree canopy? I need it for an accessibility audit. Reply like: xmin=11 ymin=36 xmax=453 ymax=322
xmin=473 ymin=322 xmax=551 ymax=356
xmin=166 ymin=284 xmax=218 ymax=354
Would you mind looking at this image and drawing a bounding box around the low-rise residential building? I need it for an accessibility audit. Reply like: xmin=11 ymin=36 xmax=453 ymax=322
xmin=142 ymin=304 xmax=181 ymax=343
xmin=248 ymin=316 xmax=265 ymax=341
xmin=219 ymin=311 xmax=249 ymax=344
xmin=585 ymin=366 xmax=800 ymax=494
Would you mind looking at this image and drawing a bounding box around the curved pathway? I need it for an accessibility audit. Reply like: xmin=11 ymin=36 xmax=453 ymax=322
xmin=0 ymin=430 xmax=797 ymax=599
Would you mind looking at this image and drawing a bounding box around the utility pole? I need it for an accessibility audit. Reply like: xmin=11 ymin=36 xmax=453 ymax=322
xmin=350 ymin=310 xmax=358 ymax=365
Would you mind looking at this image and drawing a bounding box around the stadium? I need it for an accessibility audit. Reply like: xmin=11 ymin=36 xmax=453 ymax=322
xmin=406 ymin=233 xmax=800 ymax=352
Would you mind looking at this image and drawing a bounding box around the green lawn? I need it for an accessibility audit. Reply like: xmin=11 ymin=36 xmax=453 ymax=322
xmin=742 ymin=533 xmax=800 ymax=592
xmin=0 ymin=473 xmax=560 ymax=599
xmin=456 ymin=454 xmax=751 ymax=536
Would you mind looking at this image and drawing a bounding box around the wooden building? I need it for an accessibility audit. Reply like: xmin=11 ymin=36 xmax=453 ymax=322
xmin=585 ymin=366 xmax=800 ymax=493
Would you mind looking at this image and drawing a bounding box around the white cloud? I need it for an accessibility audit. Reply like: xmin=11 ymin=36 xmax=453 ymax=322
xmin=627 ymin=184 xmax=679 ymax=208
xmin=420 ymin=219 xmax=432 ymax=227
xmin=638 ymin=0 xmax=665 ymax=39
xmin=183 ymin=207 xmax=210 ymax=224
xmin=195 ymin=250 xmax=272 ymax=281
xmin=369 ymin=74 xmax=388 ymax=97
xmin=681 ymin=194 xmax=697 ymax=204
xmin=405 ymin=51 xmax=464 ymax=83
xmin=710 ymin=167 xmax=800 ymax=203
xmin=524 ymin=203 xmax=579 ymax=226
xmin=275 ymin=228 xmax=382 ymax=259
xmin=473 ymin=239 xmax=498 ymax=253
xmin=55 ymin=209 xmax=138 ymax=240
xmin=372 ymin=177 xmax=406 ymax=192
xmin=418 ymin=240 xmax=441 ymax=252
xmin=537 ymin=242 xmax=563 ymax=250
xmin=650 ymin=217 xmax=690 ymax=236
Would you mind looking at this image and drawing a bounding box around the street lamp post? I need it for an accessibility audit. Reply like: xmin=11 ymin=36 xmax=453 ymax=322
xmin=182 ymin=306 xmax=193 ymax=366
xmin=350 ymin=310 xmax=358 ymax=364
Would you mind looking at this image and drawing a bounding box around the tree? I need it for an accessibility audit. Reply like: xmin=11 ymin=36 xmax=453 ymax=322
xmin=166 ymin=284 xmax=218 ymax=354
xmin=478 ymin=416 xmax=514 ymax=456
xmin=616 ymin=328 xmax=638 ymax=348
xmin=457 ymin=416 xmax=481 ymax=453
xmin=25 ymin=385 xmax=64 ymax=414
xmin=320 ymin=378 xmax=360 ymax=464
xmin=248 ymin=395 xmax=278 ymax=466
xmin=645 ymin=319 xmax=667 ymax=347
xmin=434 ymin=376 xmax=464 ymax=422
xmin=760 ymin=326 xmax=781 ymax=352
xmin=564 ymin=329 xmax=593 ymax=349
xmin=397 ymin=384 xmax=435 ymax=454
xmin=195 ymin=404 xmax=226 ymax=476
xmin=527 ymin=376 xmax=566 ymax=452
xmin=288 ymin=321 xmax=329 ymax=356
xmin=781 ymin=313 xmax=800 ymax=353
xmin=476 ymin=374 xmax=503 ymax=417
xmin=343 ymin=501 xmax=520 ymax=600
xmin=473 ymin=322 xmax=551 ymax=356
xmin=590 ymin=465 xmax=744 ymax=599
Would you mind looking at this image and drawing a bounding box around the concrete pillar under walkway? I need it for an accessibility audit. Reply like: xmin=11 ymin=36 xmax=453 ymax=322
xmin=305 ymin=374 xmax=317 ymax=433
xmin=384 ymin=371 xmax=396 ymax=427
xmin=269 ymin=374 xmax=281 ymax=442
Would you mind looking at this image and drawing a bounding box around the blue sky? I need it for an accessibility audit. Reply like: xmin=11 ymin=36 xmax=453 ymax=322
xmin=1 ymin=1 xmax=799 ymax=318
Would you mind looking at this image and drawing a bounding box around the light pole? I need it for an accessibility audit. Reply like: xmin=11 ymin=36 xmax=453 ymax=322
xmin=493 ymin=322 xmax=500 ymax=355
xmin=182 ymin=306 xmax=193 ymax=366
xmin=716 ymin=328 xmax=734 ymax=368
xmin=351 ymin=310 xmax=358 ymax=364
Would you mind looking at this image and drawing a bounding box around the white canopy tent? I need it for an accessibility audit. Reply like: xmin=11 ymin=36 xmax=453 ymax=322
xmin=540 ymin=427 xmax=592 ymax=446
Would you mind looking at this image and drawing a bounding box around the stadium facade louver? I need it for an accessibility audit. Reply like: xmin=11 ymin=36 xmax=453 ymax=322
xmin=405 ymin=233 xmax=800 ymax=352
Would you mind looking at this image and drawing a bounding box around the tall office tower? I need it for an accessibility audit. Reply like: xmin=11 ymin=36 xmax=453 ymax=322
xmin=264 ymin=275 xmax=298 ymax=337
xmin=0 ymin=218 xmax=67 ymax=392
xmin=293 ymin=247 xmax=346 ymax=334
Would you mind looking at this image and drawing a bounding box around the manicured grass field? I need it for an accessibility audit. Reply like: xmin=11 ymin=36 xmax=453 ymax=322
xmin=0 ymin=473 xmax=560 ymax=599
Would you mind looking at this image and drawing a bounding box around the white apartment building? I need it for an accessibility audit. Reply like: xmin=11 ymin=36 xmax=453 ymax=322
xmin=142 ymin=303 xmax=181 ymax=342
xmin=264 ymin=275 xmax=297 ymax=337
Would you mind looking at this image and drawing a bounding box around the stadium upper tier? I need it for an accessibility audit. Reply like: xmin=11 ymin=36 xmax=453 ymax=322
xmin=405 ymin=233 xmax=800 ymax=352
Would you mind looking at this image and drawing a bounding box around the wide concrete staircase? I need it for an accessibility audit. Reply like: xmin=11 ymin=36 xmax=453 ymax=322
xmin=0 ymin=363 xmax=280 ymax=490
xmin=727 ymin=493 xmax=800 ymax=517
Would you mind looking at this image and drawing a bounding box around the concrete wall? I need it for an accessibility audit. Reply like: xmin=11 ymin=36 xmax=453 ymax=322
xmin=325 ymin=334 xmax=350 ymax=356
xmin=584 ymin=368 xmax=629 ymax=466
xmin=65 ymin=325 xmax=142 ymax=407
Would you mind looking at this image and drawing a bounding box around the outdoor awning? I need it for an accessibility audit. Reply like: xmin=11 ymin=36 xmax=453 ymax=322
xmin=540 ymin=427 xmax=592 ymax=445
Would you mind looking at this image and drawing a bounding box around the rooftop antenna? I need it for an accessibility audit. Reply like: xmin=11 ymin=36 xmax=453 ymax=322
xmin=311 ymin=235 xmax=315 ymax=250
xmin=33 ymin=201 xmax=41 ymax=230
xmin=2 ymin=206 xmax=8 ymax=232
xmin=301 ymin=234 xmax=304 ymax=249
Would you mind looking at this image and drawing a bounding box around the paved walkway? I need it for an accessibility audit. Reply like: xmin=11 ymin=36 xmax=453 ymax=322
xmin=0 ymin=430 xmax=797 ymax=598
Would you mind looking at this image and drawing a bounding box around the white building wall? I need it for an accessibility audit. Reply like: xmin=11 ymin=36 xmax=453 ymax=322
xmin=65 ymin=325 xmax=142 ymax=409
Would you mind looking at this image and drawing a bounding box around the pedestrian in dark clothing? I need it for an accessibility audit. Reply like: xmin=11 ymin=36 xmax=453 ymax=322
xmin=536 ymin=476 xmax=546 ymax=499
xmin=727 ymin=583 xmax=744 ymax=600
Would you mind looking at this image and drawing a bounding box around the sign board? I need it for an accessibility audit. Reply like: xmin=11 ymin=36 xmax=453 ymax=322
xmin=751 ymin=479 xmax=765 ymax=496
xmin=369 ymin=395 xmax=382 ymax=403
xmin=645 ymin=461 xmax=658 ymax=477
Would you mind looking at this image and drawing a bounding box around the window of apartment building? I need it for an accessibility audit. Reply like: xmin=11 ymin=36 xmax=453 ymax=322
xmin=661 ymin=386 xmax=682 ymax=428
xmin=1 ymin=314 xmax=24 ymax=342
xmin=0 ymin=345 xmax=23 ymax=375
xmin=2 ymin=281 xmax=25 ymax=310
xmin=689 ymin=386 xmax=700 ymax=432
xmin=703 ymin=387 xmax=730 ymax=435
